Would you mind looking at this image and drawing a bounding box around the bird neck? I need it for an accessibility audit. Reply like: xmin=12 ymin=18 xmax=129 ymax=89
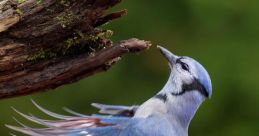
xmin=135 ymin=72 xmax=206 ymax=130
xmin=135 ymin=81 xmax=204 ymax=131
xmin=166 ymin=91 xmax=204 ymax=130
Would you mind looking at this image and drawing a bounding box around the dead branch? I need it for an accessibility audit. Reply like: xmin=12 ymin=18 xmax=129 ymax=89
xmin=0 ymin=0 xmax=150 ymax=99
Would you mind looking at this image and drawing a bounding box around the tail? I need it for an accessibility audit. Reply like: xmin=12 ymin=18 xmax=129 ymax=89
xmin=6 ymin=100 xmax=132 ymax=136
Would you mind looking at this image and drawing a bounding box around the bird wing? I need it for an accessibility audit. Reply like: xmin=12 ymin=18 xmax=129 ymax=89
xmin=91 ymin=103 xmax=139 ymax=117
xmin=6 ymin=101 xmax=138 ymax=136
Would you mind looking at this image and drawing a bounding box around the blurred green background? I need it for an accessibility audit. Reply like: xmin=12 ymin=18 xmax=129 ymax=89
xmin=1 ymin=0 xmax=259 ymax=135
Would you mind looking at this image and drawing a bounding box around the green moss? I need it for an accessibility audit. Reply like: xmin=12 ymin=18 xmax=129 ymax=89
xmin=36 ymin=0 xmax=43 ymax=4
xmin=27 ymin=49 xmax=57 ymax=62
xmin=16 ymin=9 xmax=24 ymax=15
xmin=27 ymin=30 xmax=113 ymax=63
xmin=17 ymin=0 xmax=26 ymax=4
xmin=56 ymin=12 xmax=77 ymax=28
xmin=17 ymin=0 xmax=42 ymax=4
xmin=97 ymin=30 xmax=113 ymax=39
xmin=59 ymin=0 xmax=71 ymax=6
xmin=61 ymin=30 xmax=112 ymax=55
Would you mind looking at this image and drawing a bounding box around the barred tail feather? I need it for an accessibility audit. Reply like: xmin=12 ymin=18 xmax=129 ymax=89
xmin=91 ymin=103 xmax=139 ymax=117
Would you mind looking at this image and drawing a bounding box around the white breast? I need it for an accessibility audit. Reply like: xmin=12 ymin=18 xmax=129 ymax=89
xmin=134 ymin=98 xmax=167 ymax=118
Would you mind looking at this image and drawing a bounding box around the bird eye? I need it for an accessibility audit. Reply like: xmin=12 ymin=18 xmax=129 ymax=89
xmin=181 ymin=63 xmax=189 ymax=71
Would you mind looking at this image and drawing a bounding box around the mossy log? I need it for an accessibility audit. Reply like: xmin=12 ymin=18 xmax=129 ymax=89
xmin=0 ymin=0 xmax=150 ymax=99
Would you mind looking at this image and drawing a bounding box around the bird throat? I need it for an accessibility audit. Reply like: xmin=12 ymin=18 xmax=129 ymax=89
xmin=135 ymin=92 xmax=204 ymax=131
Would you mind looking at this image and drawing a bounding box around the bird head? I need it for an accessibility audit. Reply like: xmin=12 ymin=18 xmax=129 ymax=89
xmin=158 ymin=46 xmax=212 ymax=99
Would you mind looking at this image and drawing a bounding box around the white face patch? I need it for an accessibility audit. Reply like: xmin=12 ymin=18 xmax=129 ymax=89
xmin=179 ymin=57 xmax=212 ymax=97
xmin=173 ymin=58 xmax=195 ymax=86
xmin=165 ymin=56 xmax=211 ymax=97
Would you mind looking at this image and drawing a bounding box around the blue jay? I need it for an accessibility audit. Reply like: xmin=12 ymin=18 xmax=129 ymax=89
xmin=6 ymin=46 xmax=212 ymax=136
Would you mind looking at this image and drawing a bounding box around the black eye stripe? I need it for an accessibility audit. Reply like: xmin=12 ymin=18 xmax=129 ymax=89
xmin=176 ymin=58 xmax=190 ymax=72
xmin=176 ymin=57 xmax=184 ymax=63
xmin=171 ymin=78 xmax=209 ymax=98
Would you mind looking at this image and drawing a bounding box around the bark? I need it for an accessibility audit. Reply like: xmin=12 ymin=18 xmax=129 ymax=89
xmin=0 ymin=0 xmax=150 ymax=99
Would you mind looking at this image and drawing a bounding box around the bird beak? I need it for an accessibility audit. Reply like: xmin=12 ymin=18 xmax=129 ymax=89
xmin=157 ymin=46 xmax=179 ymax=67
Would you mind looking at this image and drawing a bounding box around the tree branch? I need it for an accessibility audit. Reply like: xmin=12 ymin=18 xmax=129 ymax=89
xmin=0 ymin=0 xmax=151 ymax=99
xmin=0 ymin=38 xmax=150 ymax=99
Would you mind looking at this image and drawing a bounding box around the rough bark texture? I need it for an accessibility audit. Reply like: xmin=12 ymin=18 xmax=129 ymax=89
xmin=0 ymin=0 xmax=151 ymax=99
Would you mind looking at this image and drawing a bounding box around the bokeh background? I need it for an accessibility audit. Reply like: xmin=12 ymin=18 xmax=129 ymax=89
xmin=1 ymin=0 xmax=259 ymax=135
